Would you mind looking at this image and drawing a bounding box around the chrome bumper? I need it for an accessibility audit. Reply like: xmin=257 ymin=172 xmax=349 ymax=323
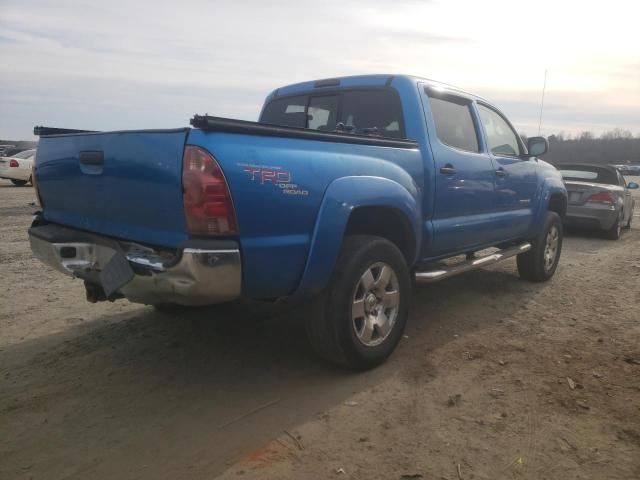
xmin=29 ymin=226 xmax=241 ymax=306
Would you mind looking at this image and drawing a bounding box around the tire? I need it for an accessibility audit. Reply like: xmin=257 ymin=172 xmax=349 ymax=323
xmin=305 ymin=235 xmax=411 ymax=370
xmin=624 ymin=210 xmax=633 ymax=229
xmin=11 ymin=179 xmax=28 ymax=186
xmin=517 ymin=211 xmax=563 ymax=282
xmin=603 ymin=213 xmax=622 ymax=240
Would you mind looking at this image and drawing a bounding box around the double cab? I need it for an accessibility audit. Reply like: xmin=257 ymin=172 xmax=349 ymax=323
xmin=30 ymin=74 xmax=567 ymax=369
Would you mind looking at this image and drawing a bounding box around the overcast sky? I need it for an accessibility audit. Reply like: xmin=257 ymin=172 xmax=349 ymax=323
xmin=1 ymin=0 xmax=638 ymax=140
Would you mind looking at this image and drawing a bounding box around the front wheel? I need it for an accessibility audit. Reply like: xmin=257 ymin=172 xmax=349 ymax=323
xmin=517 ymin=211 xmax=563 ymax=282
xmin=305 ymin=235 xmax=411 ymax=370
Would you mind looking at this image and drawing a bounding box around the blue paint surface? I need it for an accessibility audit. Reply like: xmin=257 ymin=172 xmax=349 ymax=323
xmin=35 ymin=75 xmax=566 ymax=299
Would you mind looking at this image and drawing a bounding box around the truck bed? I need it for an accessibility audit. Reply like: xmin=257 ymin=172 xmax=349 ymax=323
xmin=34 ymin=117 xmax=422 ymax=298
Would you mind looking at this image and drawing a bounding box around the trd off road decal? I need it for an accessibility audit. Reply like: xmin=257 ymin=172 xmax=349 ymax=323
xmin=238 ymin=163 xmax=309 ymax=196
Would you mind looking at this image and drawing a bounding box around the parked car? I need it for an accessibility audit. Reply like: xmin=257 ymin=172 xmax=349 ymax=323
xmin=556 ymin=163 xmax=638 ymax=239
xmin=0 ymin=144 xmax=16 ymax=156
xmin=0 ymin=149 xmax=36 ymax=186
xmin=29 ymin=74 xmax=567 ymax=369
xmin=614 ymin=164 xmax=640 ymax=176
xmin=1 ymin=146 xmax=31 ymax=157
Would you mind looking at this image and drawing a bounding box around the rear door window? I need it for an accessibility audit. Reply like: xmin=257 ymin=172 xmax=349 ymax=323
xmin=260 ymin=95 xmax=308 ymax=128
xmin=340 ymin=90 xmax=405 ymax=138
xmin=427 ymin=95 xmax=480 ymax=152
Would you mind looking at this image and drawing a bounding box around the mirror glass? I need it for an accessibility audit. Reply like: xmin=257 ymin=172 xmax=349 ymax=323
xmin=527 ymin=136 xmax=548 ymax=157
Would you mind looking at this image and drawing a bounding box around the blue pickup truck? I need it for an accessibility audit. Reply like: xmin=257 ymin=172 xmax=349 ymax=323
xmin=30 ymin=74 xmax=567 ymax=368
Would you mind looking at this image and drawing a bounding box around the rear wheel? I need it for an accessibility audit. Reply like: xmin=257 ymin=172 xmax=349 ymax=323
xmin=517 ymin=211 xmax=563 ymax=282
xmin=11 ymin=179 xmax=28 ymax=186
xmin=305 ymin=235 xmax=411 ymax=370
xmin=603 ymin=213 xmax=622 ymax=240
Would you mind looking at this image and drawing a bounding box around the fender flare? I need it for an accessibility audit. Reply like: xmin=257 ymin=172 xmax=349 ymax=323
xmin=294 ymin=176 xmax=420 ymax=297
xmin=533 ymin=176 xmax=567 ymax=233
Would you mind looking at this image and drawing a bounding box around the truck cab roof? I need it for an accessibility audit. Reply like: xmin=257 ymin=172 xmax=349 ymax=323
xmin=268 ymin=74 xmax=490 ymax=105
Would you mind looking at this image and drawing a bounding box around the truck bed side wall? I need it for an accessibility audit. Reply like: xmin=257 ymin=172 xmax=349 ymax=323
xmin=186 ymin=129 xmax=423 ymax=299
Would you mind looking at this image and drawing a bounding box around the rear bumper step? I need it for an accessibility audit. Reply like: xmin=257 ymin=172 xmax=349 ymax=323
xmin=29 ymin=223 xmax=241 ymax=306
xmin=415 ymin=243 xmax=531 ymax=283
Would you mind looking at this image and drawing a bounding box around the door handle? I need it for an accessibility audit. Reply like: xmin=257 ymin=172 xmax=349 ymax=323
xmin=495 ymin=168 xmax=506 ymax=177
xmin=79 ymin=151 xmax=104 ymax=166
xmin=440 ymin=164 xmax=457 ymax=175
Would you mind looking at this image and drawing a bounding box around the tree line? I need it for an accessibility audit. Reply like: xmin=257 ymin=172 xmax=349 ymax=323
xmin=0 ymin=139 xmax=38 ymax=149
xmin=521 ymin=129 xmax=640 ymax=165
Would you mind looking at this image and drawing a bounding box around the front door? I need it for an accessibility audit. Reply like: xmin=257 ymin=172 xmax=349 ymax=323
xmin=476 ymin=103 xmax=538 ymax=241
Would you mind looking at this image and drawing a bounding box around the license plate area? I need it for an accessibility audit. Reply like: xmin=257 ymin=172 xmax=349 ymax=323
xmin=99 ymin=252 xmax=135 ymax=296
xmin=569 ymin=191 xmax=582 ymax=203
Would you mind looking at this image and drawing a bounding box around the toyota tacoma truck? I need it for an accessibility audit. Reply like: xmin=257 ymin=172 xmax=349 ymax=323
xmin=29 ymin=74 xmax=567 ymax=369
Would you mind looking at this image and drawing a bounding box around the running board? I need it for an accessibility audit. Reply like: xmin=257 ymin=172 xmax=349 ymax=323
xmin=415 ymin=242 xmax=531 ymax=283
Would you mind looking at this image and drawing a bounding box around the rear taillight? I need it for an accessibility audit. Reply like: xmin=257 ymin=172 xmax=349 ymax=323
xmin=9 ymin=159 xmax=18 ymax=167
xmin=182 ymin=145 xmax=238 ymax=236
xmin=585 ymin=191 xmax=615 ymax=206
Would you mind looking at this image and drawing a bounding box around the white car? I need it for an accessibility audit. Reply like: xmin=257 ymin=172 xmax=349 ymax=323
xmin=0 ymin=149 xmax=36 ymax=186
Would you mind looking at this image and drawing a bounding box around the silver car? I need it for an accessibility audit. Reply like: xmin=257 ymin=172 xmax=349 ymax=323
xmin=556 ymin=163 xmax=638 ymax=240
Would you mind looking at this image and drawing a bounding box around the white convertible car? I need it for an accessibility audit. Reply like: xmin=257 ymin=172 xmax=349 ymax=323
xmin=0 ymin=149 xmax=36 ymax=186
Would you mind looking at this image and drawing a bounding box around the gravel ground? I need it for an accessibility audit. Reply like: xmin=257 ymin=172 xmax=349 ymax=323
xmin=1 ymin=178 xmax=639 ymax=480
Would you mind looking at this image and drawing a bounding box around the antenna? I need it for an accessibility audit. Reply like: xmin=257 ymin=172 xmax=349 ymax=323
xmin=537 ymin=69 xmax=547 ymax=135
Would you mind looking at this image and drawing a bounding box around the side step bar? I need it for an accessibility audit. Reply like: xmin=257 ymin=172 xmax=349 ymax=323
xmin=415 ymin=242 xmax=531 ymax=283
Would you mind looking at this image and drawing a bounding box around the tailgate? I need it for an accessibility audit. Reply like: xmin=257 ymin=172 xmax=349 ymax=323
xmin=36 ymin=129 xmax=189 ymax=247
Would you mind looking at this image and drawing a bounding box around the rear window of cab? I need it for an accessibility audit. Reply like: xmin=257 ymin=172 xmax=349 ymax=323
xmin=260 ymin=89 xmax=406 ymax=139
xmin=559 ymin=168 xmax=619 ymax=185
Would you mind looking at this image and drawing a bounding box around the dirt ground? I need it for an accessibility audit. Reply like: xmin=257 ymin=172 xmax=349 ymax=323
xmin=1 ymin=179 xmax=639 ymax=480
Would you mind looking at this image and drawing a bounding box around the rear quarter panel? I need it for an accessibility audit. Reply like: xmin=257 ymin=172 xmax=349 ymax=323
xmin=187 ymin=129 xmax=423 ymax=298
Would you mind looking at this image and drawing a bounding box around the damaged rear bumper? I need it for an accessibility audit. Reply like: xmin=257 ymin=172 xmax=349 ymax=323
xmin=28 ymin=222 xmax=241 ymax=306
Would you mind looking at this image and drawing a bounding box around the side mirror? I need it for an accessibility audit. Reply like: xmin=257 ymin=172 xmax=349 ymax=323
xmin=627 ymin=182 xmax=639 ymax=189
xmin=527 ymin=136 xmax=548 ymax=157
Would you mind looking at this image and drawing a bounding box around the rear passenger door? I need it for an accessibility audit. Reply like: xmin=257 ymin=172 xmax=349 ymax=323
xmin=422 ymin=87 xmax=498 ymax=256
